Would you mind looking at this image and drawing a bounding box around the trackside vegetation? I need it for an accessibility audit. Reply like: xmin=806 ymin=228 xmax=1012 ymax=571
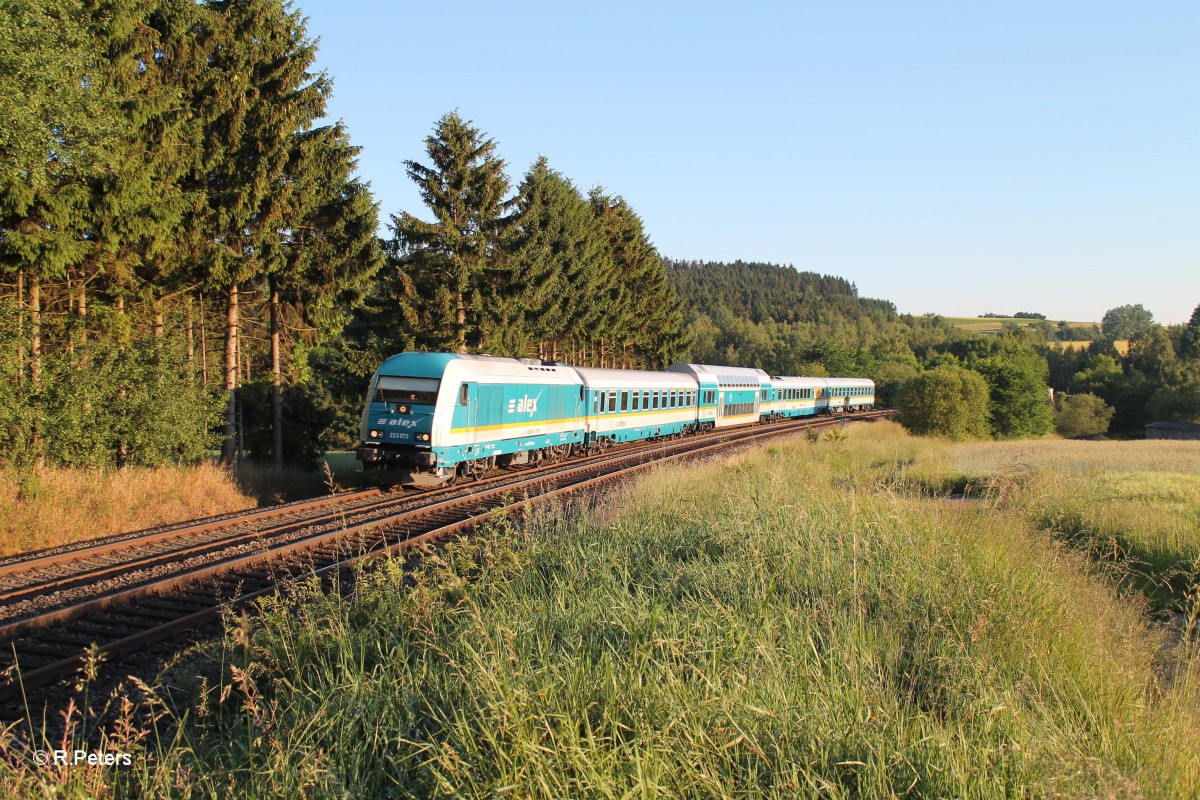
xmin=4 ymin=423 xmax=1198 ymax=798
xmin=905 ymin=437 xmax=1200 ymax=611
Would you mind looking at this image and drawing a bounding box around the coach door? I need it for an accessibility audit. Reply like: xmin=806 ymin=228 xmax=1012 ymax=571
xmin=459 ymin=382 xmax=478 ymax=445
xmin=717 ymin=391 xmax=724 ymax=420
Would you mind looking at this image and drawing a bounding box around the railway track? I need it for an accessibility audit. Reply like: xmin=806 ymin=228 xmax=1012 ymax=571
xmin=0 ymin=411 xmax=892 ymax=709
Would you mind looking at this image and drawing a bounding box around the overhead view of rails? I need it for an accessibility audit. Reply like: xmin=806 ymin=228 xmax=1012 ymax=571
xmin=0 ymin=353 xmax=885 ymax=713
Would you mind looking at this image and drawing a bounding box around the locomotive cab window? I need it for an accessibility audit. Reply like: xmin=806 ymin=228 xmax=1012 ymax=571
xmin=458 ymin=384 xmax=470 ymax=405
xmin=374 ymin=376 xmax=440 ymax=406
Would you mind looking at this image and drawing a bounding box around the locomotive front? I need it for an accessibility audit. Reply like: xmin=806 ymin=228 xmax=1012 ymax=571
xmin=356 ymin=352 xmax=458 ymax=486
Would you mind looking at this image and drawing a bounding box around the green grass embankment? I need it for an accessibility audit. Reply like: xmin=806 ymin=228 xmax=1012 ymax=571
xmin=903 ymin=438 xmax=1200 ymax=610
xmin=4 ymin=424 xmax=1199 ymax=797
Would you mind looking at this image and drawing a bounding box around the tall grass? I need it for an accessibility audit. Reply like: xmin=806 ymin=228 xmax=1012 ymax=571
xmin=0 ymin=452 xmax=372 ymax=558
xmin=4 ymin=423 xmax=1197 ymax=797
xmin=0 ymin=464 xmax=256 ymax=557
xmin=903 ymin=435 xmax=1200 ymax=609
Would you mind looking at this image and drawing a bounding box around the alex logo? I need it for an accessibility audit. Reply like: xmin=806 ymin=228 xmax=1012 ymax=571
xmin=507 ymin=393 xmax=541 ymax=416
xmin=376 ymin=417 xmax=418 ymax=428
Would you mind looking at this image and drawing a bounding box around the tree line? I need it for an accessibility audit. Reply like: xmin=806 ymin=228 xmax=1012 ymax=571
xmin=365 ymin=113 xmax=684 ymax=370
xmin=1 ymin=0 xmax=381 ymax=470
xmin=0 ymin=4 xmax=683 ymax=472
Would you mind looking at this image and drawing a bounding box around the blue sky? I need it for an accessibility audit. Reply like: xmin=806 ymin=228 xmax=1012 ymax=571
xmin=296 ymin=0 xmax=1198 ymax=324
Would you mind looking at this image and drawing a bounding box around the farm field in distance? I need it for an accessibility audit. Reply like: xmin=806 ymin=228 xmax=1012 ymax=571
xmin=5 ymin=422 xmax=1198 ymax=798
xmin=941 ymin=315 xmax=1094 ymax=333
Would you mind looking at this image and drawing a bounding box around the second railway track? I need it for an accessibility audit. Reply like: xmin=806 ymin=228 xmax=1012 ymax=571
xmin=0 ymin=411 xmax=891 ymax=708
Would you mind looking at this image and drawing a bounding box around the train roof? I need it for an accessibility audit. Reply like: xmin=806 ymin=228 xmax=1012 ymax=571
xmin=667 ymin=363 xmax=771 ymax=387
xmin=770 ymin=375 xmax=829 ymax=388
xmin=773 ymin=375 xmax=875 ymax=388
xmin=375 ymin=352 xmax=581 ymax=384
xmin=574 ymin=367 xmax=697 ymax=390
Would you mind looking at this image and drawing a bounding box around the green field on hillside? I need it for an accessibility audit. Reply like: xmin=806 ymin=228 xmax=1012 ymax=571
xmin=941 ymin=316 xmax=1095 ymax=334
xmin=4 ymin=424 xmax=1198 ymax=798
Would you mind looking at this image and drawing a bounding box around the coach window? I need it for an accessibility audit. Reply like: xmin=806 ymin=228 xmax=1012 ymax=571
xmin=632 ymin=392 xmax=640 ymax=411
xmin=621 ymin=391 xmax=629 ymax=412
xmin=607 ymin=391 xmax=617 ymax=413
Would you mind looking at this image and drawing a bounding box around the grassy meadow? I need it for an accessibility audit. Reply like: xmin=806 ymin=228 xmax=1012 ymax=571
xmin=903 ymin=437 xmax=1200 ymax=610
xmin=3 ymin=423 xmax=1199 ymax=798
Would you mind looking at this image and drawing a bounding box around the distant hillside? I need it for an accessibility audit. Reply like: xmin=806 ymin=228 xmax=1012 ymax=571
xmin=666 ymin=260 xmax=898 ymax=325
xmin=664 ymin=260 xmax=951 ymax=377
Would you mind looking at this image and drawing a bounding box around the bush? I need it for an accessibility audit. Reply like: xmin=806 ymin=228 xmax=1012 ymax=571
xmin=1055 ymin=393 xmax=1114 ymax=438
xmin=897 ymin=365 xmax=991 ymax=441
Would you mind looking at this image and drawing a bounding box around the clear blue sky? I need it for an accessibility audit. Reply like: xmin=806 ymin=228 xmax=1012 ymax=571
xmin=296 ymin=0 xmax=1198 ymax=324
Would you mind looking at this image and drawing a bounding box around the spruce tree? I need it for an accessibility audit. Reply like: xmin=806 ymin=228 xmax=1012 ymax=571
xmin=504 ymin=157 xmax=608 ymax=360
xmin=1179 ymin=303 xmax=1200 ymax=361
xmin=589 ymin=189 xmax=684 ymax=367
xmin=390 ymin=112 xmax=513 ymax=353
xmin=265 ymin=121 xmax=383 ymax=466
xmin=188 ymin=0 xmax=330 ymax=465
xmin=0 ymin=0 xmax=114 ymax=384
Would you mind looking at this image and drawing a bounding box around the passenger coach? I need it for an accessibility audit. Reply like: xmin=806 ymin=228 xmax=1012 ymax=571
xmin=822 ymin=377 xmax=876 ymax=413
xmin=668 ymin=363 xmax=771 ymax=429
xmin=576 ymin=367 xmax=699 ymax=448
xmin=763 ymin=376 xmax=824 ymax=420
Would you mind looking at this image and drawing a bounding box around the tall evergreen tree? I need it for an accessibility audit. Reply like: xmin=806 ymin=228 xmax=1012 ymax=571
xmin=503 ymin=157 xmax=608 ymax=359
xmin=1179 ymin=303 xmax=1200 ymax=361
xmin=589 ymin=189 xmax=684 ymax=367
xmin=0 ymin=0 xmax=114 ymax=384
xmin=84 ymin=0 xmax=200 ymax=307
xmin=390 ymin=112 xmax=513 ymax=354
xmin=188 ymin=0 xmax=330 ymax=465
xmin=264 ymin=121 xmax=383 ymax=465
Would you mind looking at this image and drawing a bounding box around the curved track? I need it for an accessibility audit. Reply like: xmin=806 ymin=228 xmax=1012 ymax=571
xmin=0 ymin=411 xmax=892 ymax=708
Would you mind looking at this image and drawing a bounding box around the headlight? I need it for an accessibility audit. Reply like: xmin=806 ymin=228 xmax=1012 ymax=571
xmin=369 ymin=429 xmax=382 ymax=439
xmin=419 ymin=433 xmax=430 ymax=442
xmin=398 ymin=405 xmax=409 ymax=414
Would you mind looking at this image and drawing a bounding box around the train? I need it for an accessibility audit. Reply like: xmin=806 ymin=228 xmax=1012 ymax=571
xmin=356 ymin=352 xmax=876 ymax=488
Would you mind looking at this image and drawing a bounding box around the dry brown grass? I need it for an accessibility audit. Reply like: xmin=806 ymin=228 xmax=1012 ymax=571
xmin=0 ymin=463 xmax=257 ymax=557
